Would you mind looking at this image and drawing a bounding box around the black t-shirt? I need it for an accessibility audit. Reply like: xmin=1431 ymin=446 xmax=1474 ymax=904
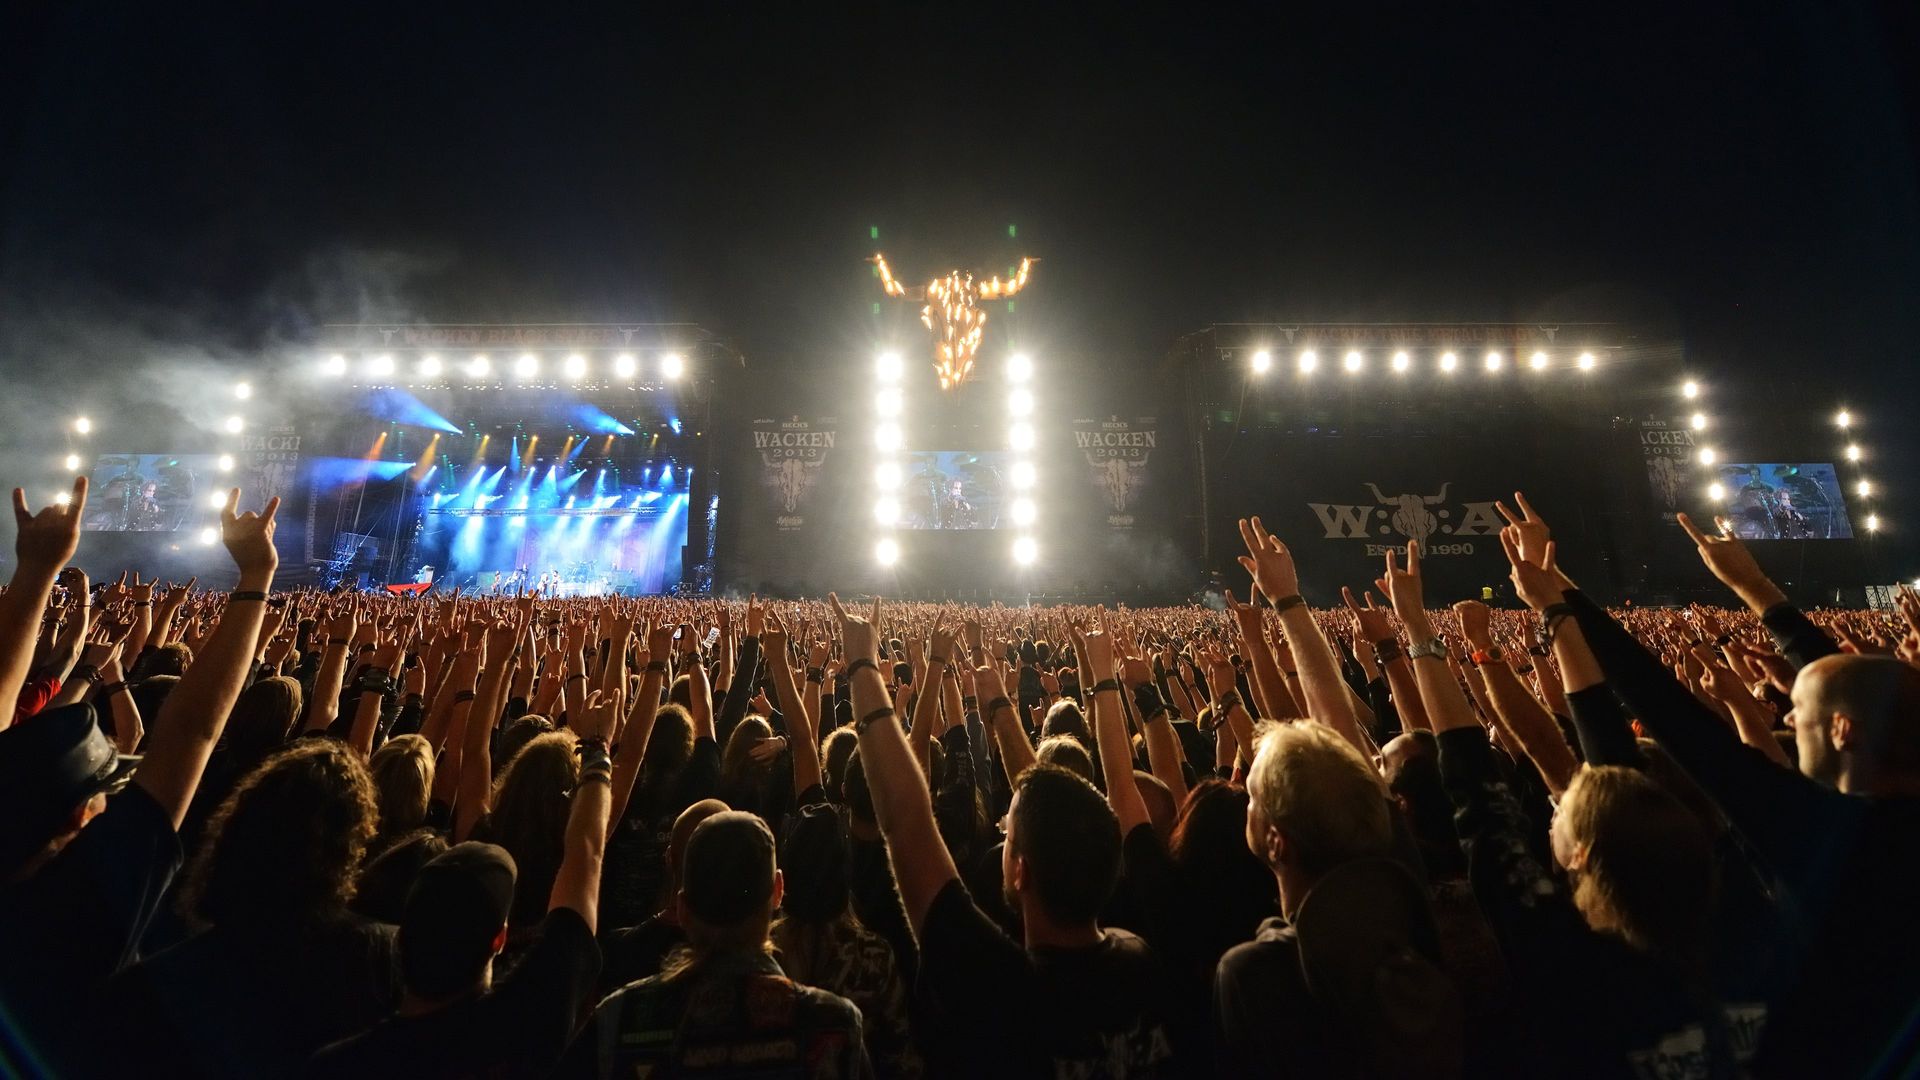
xmin=916 ymin=879 xmax=1176 ymax=1078
xmin=0 ymin=784 xmax=181 ymax=1075
xmin=598 ymin=913 xmax=688 ymax=995
xmin=98 ymin=911 xmax=400 ymax=1078
xmin=306 ymin=907 xmax=600 ymax=1079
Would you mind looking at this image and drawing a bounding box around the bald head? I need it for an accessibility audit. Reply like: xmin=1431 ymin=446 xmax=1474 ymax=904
xmin=1791 ymin=654 xmax=1920 ymax=792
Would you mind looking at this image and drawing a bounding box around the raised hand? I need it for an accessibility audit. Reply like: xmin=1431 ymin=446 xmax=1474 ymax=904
xmin=1499 ymin=528 xmax=1570 ymax=612
xmin=1452 ymin=599 xmax=1493 ymax=648
xmin=1373 ymin=540 xmax=1425 ymax=622
xmin=12 ymin=476 xmax=87 ymax=572
xmin=1341 ymin=586 xmax=1396 ymax=644
xmin=1494 ymin=491 xmax=1551 ymax=566
xmin=1676 ymin=512 xmax=1785 ymax=611
xmin=828 ymin=592 xmax=879 ymax=666
xmin=220 ymin=489 xmax=281 ymax=579
xmin=1236 ymin=516 xmax=1300 ymax=601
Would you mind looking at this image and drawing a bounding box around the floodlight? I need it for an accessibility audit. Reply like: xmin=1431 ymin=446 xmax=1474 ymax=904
xmin=1836 ymin=410 xmax=1852 ymax=428
xmin=1682 ymin=380 xmax=1699 ymax=399
xmin=1847 ymin=444 xmax=1862 ymax=462
xmin=1484 ymin=351 xmax=1503 ymax=372
xmin=234 ymin=381 xmax=253 ymax=399
xmin=613 ymin=353 xmax=637 ymax=378
xmin=467 ymin=354 xmax=491 ymax=377
xmin=877 ymin=352 xmax=904 ymax=381
xmin=1577 ymin=352 xmax=1596 ymax=370
xmin=370 ymin=354 xmax=395 ymax=377
xmin=224 ymin=416 xmax=244 ymax=434
xmin=1012 ymin=536 xmax=1038 ymax=566
xmin=1690 ymin=413 xmax=1706 ymax=430
xmin=74 ymin=417 xmax=92 ymax=434
xmin=218 ymin=454 xmax=234 ymax=472
xmin=1438 ymin=352 xmax=1458 ymax=373
xmin=1707 ymin=482 xmax=1725 ymax=500
xmin=1298 ymin=349 xmax=1319 ymax=373
xmin=62 ymin=454 xmax=80 ymax=471
xmin=199 ymin=527 xmax=218 ymax=546
xmin=515 ymin=353 xmax=539 ymax=378
xmin=1251 ymin=350 xmax=1273 ymax=374
xmin=564 ymin=354 xmax=587 ymax=379
xmin=1007 ymin=353 xmax=1034 ymax=382
xmin=661 ymin=352 xmax=686 ymax=380
xmin=1529 ymin=351 xmax=1549 ymax=370
xmin=1391 ymin=350 xmax=1410 ymax=373
xmin=322 ymin=354 xmax=347 ymax=376
xmin=418 ymin=355 xmax=442 ymax=377
xmin=876 ymin=538 xmax=899 ymax=566
xmin=1857 ymin=480 xmax=1872 ymax=497
xmin=1698 ymin=447 xmax=1716 ymax=465
xmin=1343 ymin=350 xmax=1364 ymax=373
xmin=208 ymin=491 xmax=227 ymax=509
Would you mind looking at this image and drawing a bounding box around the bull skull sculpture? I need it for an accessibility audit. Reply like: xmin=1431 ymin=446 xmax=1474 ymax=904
xmin=873 ymin=253 xmax=1035 ymax=390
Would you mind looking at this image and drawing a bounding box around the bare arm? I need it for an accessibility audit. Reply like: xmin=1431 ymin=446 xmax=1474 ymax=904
xmin=607 ymin=625 xmax=671 ymax=827
xmin=1456 ymin=601 xmax=1578 ymax=795
xmin=0 ymin=479 xmax=86 ymax=728
xmin=135 ymin=490 xmax=281 ymax=829
xmin=548 ymin=692 xmax=615 ymax=932
xmin=833 ymin=594 xmax=957 ymax=936
xmin=1087 ymin=630 xmax=1151 ymax=835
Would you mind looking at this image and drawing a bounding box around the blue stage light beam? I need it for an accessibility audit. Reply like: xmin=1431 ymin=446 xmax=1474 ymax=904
xmin=308 ymin=457 xmax=412 ymax=489
xmin=568 ymin=403 xmax=635 ymax=436
xmin=364 ymin=389 xmax=463 ymax=435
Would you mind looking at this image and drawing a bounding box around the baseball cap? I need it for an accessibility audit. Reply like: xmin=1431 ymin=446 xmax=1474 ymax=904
xmin=399 ymin=842 xmax=517 ymax=997
xmin=681 ymin=811 xmax=777 ymax=926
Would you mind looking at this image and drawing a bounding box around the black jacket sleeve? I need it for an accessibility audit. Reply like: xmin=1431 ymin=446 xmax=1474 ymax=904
xmin=1760 ymin=602 xmax=1842 ymax=671
xmin=715 ymin=634 xmax=761 ymax=749
xmin=1563 ymin=589 xmax=1845 ymax=890
xmin=1565 ymin=684 xmax=1643 ymax=768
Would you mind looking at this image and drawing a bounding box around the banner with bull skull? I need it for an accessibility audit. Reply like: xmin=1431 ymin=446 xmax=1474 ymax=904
xmin=751 ymin=416 xmax=837 ymax=531
xmin=1638 ymin=417 xmax=1697 ymax=523
xmin=1072 ymin=416 xmax=1158 ymax=529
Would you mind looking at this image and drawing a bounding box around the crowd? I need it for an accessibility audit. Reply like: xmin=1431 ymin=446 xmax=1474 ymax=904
xmin=2 ymin=477 xmax=1918 ymax=1078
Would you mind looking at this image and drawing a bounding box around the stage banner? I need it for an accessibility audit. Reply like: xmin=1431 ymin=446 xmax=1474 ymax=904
xmin=241 ymin=424 xmax=303 ymax=507
xmin=1073 ymin=416 xmax=1159 ymax=530
xmin=1638 ymin=417 xmax=1697 ymax=523
xmin=1205 ymin=430 xmax=1622 ymax=602
xmin=751 ymin=416 xmax=839 ymax=531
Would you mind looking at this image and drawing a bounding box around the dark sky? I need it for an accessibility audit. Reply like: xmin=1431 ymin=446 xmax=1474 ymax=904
xmin=3 ymin=3 xmax=1917 ymax=377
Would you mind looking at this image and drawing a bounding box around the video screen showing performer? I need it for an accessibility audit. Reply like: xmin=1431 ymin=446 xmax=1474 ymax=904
xmin=84 ymin=454 xmax=214 ymax=532
xmin=1717 ymin=462 xmax=1855 ymax=540
xmin=899 ymin=451 xmax=1008 ymax=530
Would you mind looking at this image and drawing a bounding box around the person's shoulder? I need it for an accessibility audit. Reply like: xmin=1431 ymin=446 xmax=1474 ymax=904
xmin=1216 ymin=918 xmax=1301 ymax=985
xmin=788 ymin=979 xmax=864 ymax=1030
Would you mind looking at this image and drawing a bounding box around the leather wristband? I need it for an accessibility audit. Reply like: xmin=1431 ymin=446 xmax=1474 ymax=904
xmin=1090 ymin=678 xmax=1122 ymax=695
xmin=645 ymin=661 xmax=668 ymax=673
xmin=98 ymin=681 xmax=129 ymax=699
xmin=1372 ymin=639 xmax=1402 ymax=665
xmin=844 ymin=658 xmax=880 ymax=680
xmin=1270 ymin=593 xmax=1307 ymax=614
xmin=229 ymin=591 xmax=269 ymax=604
xmin=806 ymin=667 xmax=825 ymax=684
xmin=983 ymin=695 xmax=1013 ymax=717
xmin=856 ymin=706 xmax=897 ymax=733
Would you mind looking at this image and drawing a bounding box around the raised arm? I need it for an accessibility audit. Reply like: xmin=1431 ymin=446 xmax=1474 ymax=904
xmin=1236 ymin=516 xmax=1366 ymax=751
xmin=607 ymin=623 xmax=671 ymax=827
xmin=833 ymin=594 xmax=958 ymax=936
xmin=303 ymin=603 xmax=357 ymax=734
xmin=1453 ymin=599 xmax=1578 ymax=795
xmin=454 ymin=617 xmax=524 ymax=842
xmin=1085 ymin=625 xmax=1151 ymax=836
xmin=549 ymin=691 xmax=617 ymax=932
xmin=0 ymin=478 xmax=86 ymax=728
xmin=135 ymin=490 xmax=281 ymax=829
xmin=1374 ymin=541 xmax=1482 ymax=737
xmin=1346 ymin=586 xmax=1431 ymax=733
xmin=764 ymin=613 xmax=823 ymax=799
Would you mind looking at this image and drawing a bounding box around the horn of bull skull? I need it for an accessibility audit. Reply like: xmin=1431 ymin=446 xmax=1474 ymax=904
xmin=1363 ymin=482 xmax=1390 ymax=505
xmin=1423 ymin=482 xmax=1450 ymax=505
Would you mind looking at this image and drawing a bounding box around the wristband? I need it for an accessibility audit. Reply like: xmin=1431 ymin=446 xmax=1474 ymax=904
xmin=983 ymin=696 xmax=1014 ymax=718
xmin=1372 ymin=639 xmax=1402 ymax=665
xmin=228 ymin=591 xmax=269 ymax=604
xmin=928 ymin=654 xmax=949 ymax=667
xmin=565 ymin=673 xmax=588 ymax=683
xmin=1090 ymin=678 xmax=1122 ymax=695
xmin=856 ymin=706 xmax=898 ymax=733
xmin=806 ymin=667 xmax=825 ymax=684
xmin=97 ymin=681 xmax=129 ymax=699
xmin=1269 ymin=594 xmax=1307 ymax=614
xmin=575 ymin=735 xmax=610 ymax=755
xmin=1215 ymin=690 xmax=1243 ymax=711
xmin=132 ymin=601 xmax=153 ymax=608
xmin=1132 ymin=682 xmax=1168 ymax=722
xmin=1470 ymin=646 xmax=1503 ymax=666
xmin=453 ymin=689 xmax=478 ymax=704
xmin=961 ymin=695 xmax=979 ymax=710
xmin=844 ymin=658 xmax=880 ymax=681
xmin=645 ymin=661 xmax=668 ymax=674
xmin=576 ymin=768 xmax=613 ymax=787
xmin=72 ymin=664 xmax=101 ymax=686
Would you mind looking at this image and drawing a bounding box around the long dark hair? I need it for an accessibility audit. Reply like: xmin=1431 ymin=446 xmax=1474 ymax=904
xmin=180 ymin=740 xmax=378 ymax=930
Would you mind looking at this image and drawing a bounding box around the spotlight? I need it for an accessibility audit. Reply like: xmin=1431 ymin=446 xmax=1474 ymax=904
xmin=1011 ymin=461 xmax=1037 ymax=489
xmin=873 ymin=498 xmax=899 ymax=526
xmin=1835 ymin=409 xmax=1852 ymax=428
xmin=1577 ymin=352 xmax=1596 ymax=371
xmin=875 ymin=388 xmax=903 ymax=417
xmin=224 ymin=416 xmax=244 ymax=434
xmin=1698 ymin=447 xmax=1716 ymax=465
xmin=1009 ymin=423 xmax=1035 ymax=451
xmin=74 ymin=416 xmax=92 ymax=435
xmin=322 ymin=354 xmax=347 ymax=377
xmin=1866 ymin=513 xmax=1880 ymax=532
xmin=1857 ymin=480 xmax=1872 ymax=497
xmin=1007 ymin=353 xmax=1034 ymax=382
xmin=419 ymin=355 xmax=442 ymax=377
xmin=1690 ymin=412 xmax=1707 ymax=430
xmin=1438 ymin=352 xmax=1458 ymax=373
xmin=564 ymin=354 xmax=587 ymax=380
xmin=208 ymin=491 xmax=227 ymax=509
xmin=515 ymin=353 xmax=539 ymax=378
xmin=1012 ymin=536 xmax=1038 ymax=566
xmin=1007 ymin=387 xmax=1034 ymax=416
xmin=370 ymin=354 xmax=395 ymax=377
xmin=1529 ymin=351 xmax=1549 ymax=370
xmin=234 ymin=381 xmax=253 ymax=400
xmin=54 ymin=492 xmax=71 ymax=507
xmin=1251 ymin=350 xmax=1273 ymax=374
xmin=1343 ymin=350 xmax=1364 ymax=374
xmin=613 ymin=353 xmax=637 ymax=378
xmin=62 ymin=453 xmax=80 ymax=471
xmin=875 ymin=424 xmax=903 ymax=451
xmin=217 ymin=454 xmax=234 ymax=472
xmin=1707 ymin=482 xmax=1726 ymax=500
xmin=1484 ymin=351 xmax=1502 ymax=372
xmin=661 ymin=352 xmax=686 ymax=380
xmin=466 ymin=354 xmax=491 ymax=377
xmin=1011 ymin=498 xmax=1037 ymax=526
xmin=199 ymin=526 xmax=218 ymax=546
xmin=877 ymin=351 xmax=904 ymax=381
xmin=875 ymin=538 xmax=899 ymax=566
xmin=1846 ymin=444 xmax=1862 ymax=462
xmin=1391 ymin=350 xmax=1410 ymax=373
xmin=1297 ymin=349 xmax=1319 ymax=374
xmin=1682 ymin=380 xmax=1699 ymax=399
xmin=874 ymin=462 xmax=901 ymax=489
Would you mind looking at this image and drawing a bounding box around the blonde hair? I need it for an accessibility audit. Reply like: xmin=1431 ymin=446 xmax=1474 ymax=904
xmin=368 ymin=734 xmax=435 ymax=844
xmin=1557 ymin=766 xmax=1714 ymax=960
xmin=1246 ymin=721 xmax=1391 ymax=874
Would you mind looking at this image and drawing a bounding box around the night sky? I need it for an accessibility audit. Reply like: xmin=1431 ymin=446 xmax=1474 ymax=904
xmin=2 ymin=5 xmax=1916 ymax=459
